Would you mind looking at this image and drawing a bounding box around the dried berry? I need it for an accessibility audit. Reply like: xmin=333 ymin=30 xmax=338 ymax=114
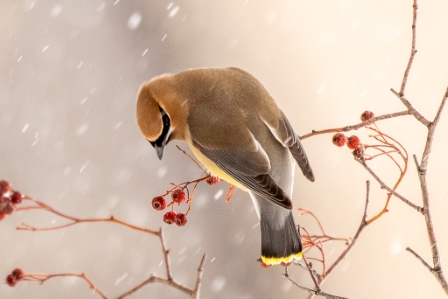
xmin=206 ymin=176 xmax=220 ymax=185
xmin=11 ymin=192 xmax=22 ymax=204
xmin=347 ymin=135 xmax=360 ymax=150
xmin=171 ymin=189 xmax=186 ymax=204
xmin=12 ymin=268 xmax=24 ymax=280
xmin=0 ymin=180 xmax=11 ymax=196
xmin=332 ymin=133 xmax=347 ymax=147
xmin=352 ymin=147 xmax=363 ymax=159
xmin=1 ymin=200 xmax=14 ymax=215
xmin=6 ymin=275 xmax=17 ymax=287
xmin=152 ymin=196 xmax=166 ymax=210
xmin=163 ymin=211 xmax=177 ymax=224
xmin=175 ymin=213 xmax=187 ymax=226
xmin=360 ymin=111 xmax=374 ymax=121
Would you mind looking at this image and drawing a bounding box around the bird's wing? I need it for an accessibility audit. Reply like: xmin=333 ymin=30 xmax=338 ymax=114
xmin=188 ymin=110 xmax=293 ymax=210
xmin=259 ymin=110 xmax=315 ymax=182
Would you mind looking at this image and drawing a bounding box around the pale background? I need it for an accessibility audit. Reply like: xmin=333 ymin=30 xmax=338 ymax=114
xmin=1 ymin=0 xmax=448 ymax=298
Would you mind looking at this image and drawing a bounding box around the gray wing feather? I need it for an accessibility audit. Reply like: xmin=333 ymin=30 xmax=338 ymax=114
xmin=192 ymin=140 xmax=293 ymax=210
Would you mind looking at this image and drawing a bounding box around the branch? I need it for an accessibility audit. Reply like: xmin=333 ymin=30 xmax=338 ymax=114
xmin=400 ymin=0 xmax=418 ymax=95
xmin=22 ymin=272 xmax=107 ymax=299
xmin=409 ymin=88 xmax=448 ymax=294
xmin=16 ymin=197 xmax=159 ymax=235
xmin=356 ymin=159 xmax=423 ymax=213
xmin=323 ymin=181 xmax=370 ymax=278
xmin=300 ymin=111 xmax=410 ymax=140
xmin=406 ymin=247 xmax=432 ymax=272
xmin=420 ymin=87 xmax=448 ymax=170
xmin=283 ymin=275 xmax=348 ymax=299
xmin=390 ymin=89 xmax=430 ymax=126
xmin=6 ymin=188 xmax=207 ymax=298
xmin=115 ymin=228 xmax=206 ymax=298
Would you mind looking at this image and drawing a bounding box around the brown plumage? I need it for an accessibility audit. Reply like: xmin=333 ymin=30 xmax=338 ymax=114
xmin=136 ymin=67 xmax=314 ymax=265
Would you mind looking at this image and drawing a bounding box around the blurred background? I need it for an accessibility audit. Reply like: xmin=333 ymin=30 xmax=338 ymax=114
xmin=1 ymin=0 xmax=448 ymax=298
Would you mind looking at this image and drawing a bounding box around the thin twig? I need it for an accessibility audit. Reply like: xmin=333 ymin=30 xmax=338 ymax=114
xmin=420 ymin=87 xmax=448 ymax=170
xmin=115 ymin=232 xmax=206 ymax=299
xmin=159 ymin=228 xmax=172 ymax=281
xmin=192 ymin=254 xmax=207 ymax=299
xmin=323 ymin=181 xmax=370 ymax=278
xmin=116 ymin=274 xmax=193 ymax=299
xmin=390 ymin=89 xmax=430 ymax=126
xmin=409 ymin=88 xmax=448 ymax=294
xmin=300 ymin=111 xmax=410 ymax=140
xmin=406 ymin=247 xmax=432 ymax=272
xmin=283 ymin=275 xmax=348 ymax=299
xmin=23 ymin=272 xmax=107 ymax=299
xmin=400 ymin=0 xmax=418 ymax=95
xmin=303 ymin=255 xmax=320 ymax=290
xmin=356 ymin=159 xmax=423 ymax=213
xmin=176 ymin=145 xmax=208 ymax=174
xmin=16 ymin=198 xmax=159 ymax=235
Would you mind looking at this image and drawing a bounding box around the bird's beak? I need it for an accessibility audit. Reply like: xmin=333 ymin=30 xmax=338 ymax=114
xmin=149 ymin=140 xmax=166 ymax=160
xmin=155 ymin=142 xmax=165 ymax=160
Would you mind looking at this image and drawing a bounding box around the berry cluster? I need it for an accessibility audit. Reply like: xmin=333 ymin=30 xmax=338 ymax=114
xmin=331 ymin=111 xmax=374 ymax=157
xmin=150 ymin=174 xmax=221 ymax=227
xmin=152 ymin=189 xmax=189 ymax=227
xmin=332 ymin=133 xmax=361 ymax=150
xmin=0 ymin=180 xmax=23 ymax=221
xmin=6 ymin=268 xmax=24 ymax=287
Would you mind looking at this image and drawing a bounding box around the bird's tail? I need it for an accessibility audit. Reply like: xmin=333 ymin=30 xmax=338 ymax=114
xmin=252 ymin=193 xmax=302 ymax=266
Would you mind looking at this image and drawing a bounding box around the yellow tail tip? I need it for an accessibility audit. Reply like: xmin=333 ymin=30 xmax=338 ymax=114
xmin=261 ymin=252 xmax=302 ymax=266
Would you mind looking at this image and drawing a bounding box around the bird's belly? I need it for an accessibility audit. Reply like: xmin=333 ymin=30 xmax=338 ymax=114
xmin=188 ymin=143 xmax=248 ymax=192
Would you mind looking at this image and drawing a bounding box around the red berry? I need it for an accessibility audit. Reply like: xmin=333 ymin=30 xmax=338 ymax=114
xmin=152 ymin=196 xmax=166 ymax=210
xmin=206 ymin=176 xmax=220 ymax=185
xmin=332 ymin=133 xmax=347 ymax=147
xmin=347 ymin=135 xmax=360 ymax=149
xmin=175 ymin=213 xmax=187 ymax=226
xmin=360 ymin=111 xmax=374 ymax=121
xmin=11 ymin=192 xmax=22 ymax=204
xmin=171 ymin=189 xmax=185 ymax=204
xmin=1 ymin=200 xmax=14 ymax=215
xmin=163 ymin=211 xmax=177 ymax=224
xmin=12 ymin=268 xmax=24 ymax=280
xmin=0 ymin=212 xmax=6 ymax=221
xmin=0 ymin=180 xmax=11 ymax=196
xmin=6 ymin=275 xmax=17 ymax=287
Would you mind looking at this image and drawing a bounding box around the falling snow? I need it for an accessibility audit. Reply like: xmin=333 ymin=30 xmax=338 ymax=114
xmin=51 ymin=4 xmax=62 ymax=16
xmin=76 ymin=122 xmax=89 ymax=135
xmin=115 ymin=273 xmax=128 ymax=285
xmin=22 ymin=123 xmax=29 ymax=133
xmin=211 ymin=276 xmax=226 ymax=292
xmin=157 ymin=167 xmax=168 ymax=178
xmin=214 ymin=189 xmax=224 ymax=200
xmin=127 ymin=12 xmax=142 ymax=30
xmin=168 ymin=6 xmax=179 ymax=18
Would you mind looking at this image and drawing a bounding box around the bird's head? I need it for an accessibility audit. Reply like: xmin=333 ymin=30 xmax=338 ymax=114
xmin=136 ymin=75 xmax=188 ymax=160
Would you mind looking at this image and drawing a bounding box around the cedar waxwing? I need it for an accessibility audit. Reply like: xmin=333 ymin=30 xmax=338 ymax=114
xmin=136 ymin=67 xmax=314 ymax=266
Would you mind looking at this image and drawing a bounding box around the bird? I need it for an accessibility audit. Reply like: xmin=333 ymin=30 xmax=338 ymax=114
xmin=136 ymin=67 xmax=314 ymax=266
